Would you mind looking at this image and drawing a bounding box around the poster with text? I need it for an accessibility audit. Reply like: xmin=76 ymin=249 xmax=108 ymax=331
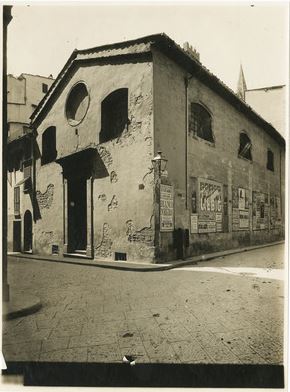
xmin=160 ymin=184 xmax=174 ymax=232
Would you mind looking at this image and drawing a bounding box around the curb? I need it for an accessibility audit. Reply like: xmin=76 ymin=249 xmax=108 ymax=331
xmin=8 ymin=240 xmax=284 ymax=272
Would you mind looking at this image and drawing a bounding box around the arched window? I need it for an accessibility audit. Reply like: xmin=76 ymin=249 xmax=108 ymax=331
xmin=100 ymin=88 xmax=128 ymax=143
xmin=267 ymin=149 xmax=274 ymax=171
xmin=189 ymin=103 xmax=214 ymax=142
xmin=42 ymin=126 xmax=57 ymax=165
xmin=238 ymin=132 xmax=252 ymax=161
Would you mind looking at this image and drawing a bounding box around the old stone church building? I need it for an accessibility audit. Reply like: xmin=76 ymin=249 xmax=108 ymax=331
xmin=9 ymin=33 xmax=285 ymax=263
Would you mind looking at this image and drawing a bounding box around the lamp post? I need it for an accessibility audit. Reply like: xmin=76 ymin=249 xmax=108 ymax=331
xmin=3 ymin=6 xmax=13 ymax=302
xmin=152 ymin=151 xmax=167 ymax=261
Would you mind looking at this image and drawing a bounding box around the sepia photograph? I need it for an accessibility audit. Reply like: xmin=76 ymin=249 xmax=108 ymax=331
xmin=1 ymin=1 xmax=288 ymax=388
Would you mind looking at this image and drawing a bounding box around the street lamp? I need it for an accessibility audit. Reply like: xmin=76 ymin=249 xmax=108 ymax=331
xmin=152 ymin=151 xmax=168 ymax=179
xmin=151 ymin=151 xmax=168 ymax=262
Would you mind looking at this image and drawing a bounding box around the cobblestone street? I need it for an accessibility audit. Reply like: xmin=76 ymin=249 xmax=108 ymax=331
xmin=2 ymin=244 xmax=284 ymax=365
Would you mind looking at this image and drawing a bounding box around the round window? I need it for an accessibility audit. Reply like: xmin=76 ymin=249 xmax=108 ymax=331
xmin=65 ymin=82 xmax=90 ymax=126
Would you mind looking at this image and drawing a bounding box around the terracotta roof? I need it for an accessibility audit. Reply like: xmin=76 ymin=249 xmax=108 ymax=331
xmin=30 ymin=33 xmax=285 ymax=146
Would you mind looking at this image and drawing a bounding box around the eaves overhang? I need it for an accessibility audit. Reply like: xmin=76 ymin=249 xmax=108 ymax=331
xmin=30 ymin=33 xmax=285 ymax=147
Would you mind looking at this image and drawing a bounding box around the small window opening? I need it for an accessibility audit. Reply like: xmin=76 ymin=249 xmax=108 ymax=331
xmin=238 ymin=132 xmax=252 ymax=161
xmin=52 ymin=244 xmax=59 ymax=255
xmin=115 ymin=252 xmax=127 ymax=261
xmin=189 ymin=103 xmax=214 ymax=143
xmin=14 ymin=186 xmax=20 ymax=216
xmin=42 ymin=126 xmax=57 ymax=165
xmin=267 ymin=149 xmax=274 ymax=171
xmin=100 ymin=88 xmax=128 ymax=143
xmin=42 ymin=83 xmax=48 ymax=93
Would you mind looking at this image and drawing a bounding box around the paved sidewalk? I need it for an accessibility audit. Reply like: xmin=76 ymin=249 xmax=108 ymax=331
xmin=3 ymin=243 xmax=284 ymax=365
xmin=7 ymin=240 xmax=284 ymax=271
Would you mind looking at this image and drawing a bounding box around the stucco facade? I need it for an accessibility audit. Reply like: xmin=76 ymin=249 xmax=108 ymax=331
xmin=153 ymin=47 xmax=285 ymax=260
xmin=33 ymin=59 xmax=154 ymax=261
xmin=9 ymin=34 xmax=285 ymax=263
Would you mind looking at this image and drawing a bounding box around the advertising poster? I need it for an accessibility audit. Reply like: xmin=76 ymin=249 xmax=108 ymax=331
xmin=252 ymin=191 xmax=268 ymax=230
xmin=198 ymin=178 xmax=223 ymax=233
xmin=199 ymin=180 xmax=222 ymax=213
xmin=238 ymin=188 xmax=246 ymax=210
xmin=239 ymin=210 xmax=249 ymax=229
xmin=232 ymin=187 xmax=250 ymax=230
xmin=160 ymin=184 xmax=174 ymax=232
xmin=190 ymin=214 xmax=198 ymax=234
xmin=198 ymin=221 xmax=216 ymax=233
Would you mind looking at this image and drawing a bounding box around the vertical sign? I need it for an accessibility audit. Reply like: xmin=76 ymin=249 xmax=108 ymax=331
xmin=190 ymin=214 xmax=198 ymax=234
xmin=232 ymin=186 xmax=250 ymax=231
xmin=160 ymin=184 xmax=174 ymax=232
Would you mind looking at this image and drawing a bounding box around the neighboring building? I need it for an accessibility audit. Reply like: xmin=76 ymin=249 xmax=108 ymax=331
xmin=245 ymin=86 xmax=286 ymax=138
xmin=7 ymin=73 xmax=54 ymax=252
xmin=9 ymin=33 xmax=285 ymax=263
xmin=237 ymin=66 xmax=286 ymax=137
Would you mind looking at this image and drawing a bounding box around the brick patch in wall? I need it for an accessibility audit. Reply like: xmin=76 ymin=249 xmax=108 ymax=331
xmin=110 ymin=171 xmax=118 ymax=183
xmin=36 ymin=184 xmax=54 ymax=209
xmin=126 ymin=216 xmax=154 ymax=244
xmin=97 ymin=146 xmax=113 ymax=167
xmin=108 ymin=195 xmax=118 ymax=211
xmin=98 ymin=194 xmax=107 ymax=201
xmin=95 ymin=223 xmax=113 ymax=258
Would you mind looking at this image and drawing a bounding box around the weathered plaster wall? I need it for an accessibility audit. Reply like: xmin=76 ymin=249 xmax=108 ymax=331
xmin=33 ymin=162 xmax=63 ymax=255
xmin=153 ymin=48 xmax=284 ymax=261
xmin=34 ymin=59 xmax=154 ymax=261
xmin=152 ymin=48 xmax=187 ymax=229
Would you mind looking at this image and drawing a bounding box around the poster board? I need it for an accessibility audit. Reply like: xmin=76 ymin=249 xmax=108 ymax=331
xmin=197 ymin=178 xmax=223 ymax=233
xmin=232 ymin=186 xmax=250 ymax=231
xmin=252 ymin=191 xmax=269 ymax=230
xmin=160 ymin=184 xmax=174 ymax=232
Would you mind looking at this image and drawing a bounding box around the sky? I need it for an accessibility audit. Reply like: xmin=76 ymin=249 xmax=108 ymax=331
xmin=6 ymin=2 xmax=289 ymax=93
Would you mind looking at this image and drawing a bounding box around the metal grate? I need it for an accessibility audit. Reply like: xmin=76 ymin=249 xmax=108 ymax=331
xmin=52 ymin=244 xmax=59 ymax=255
xmin=115 ymin=252 xmax=127 ymax=261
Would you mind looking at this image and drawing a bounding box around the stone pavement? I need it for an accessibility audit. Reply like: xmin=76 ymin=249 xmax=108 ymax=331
xmin=2 ymin=244 xmax=284 ymax=365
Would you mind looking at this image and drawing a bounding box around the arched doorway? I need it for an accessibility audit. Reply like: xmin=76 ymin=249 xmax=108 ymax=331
xmin=24 ymin=210 xmax=32 ymax=252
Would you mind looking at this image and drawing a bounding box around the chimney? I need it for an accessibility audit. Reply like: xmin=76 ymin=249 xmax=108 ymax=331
xmin=183 ymin=42 xmax=200 ymax=62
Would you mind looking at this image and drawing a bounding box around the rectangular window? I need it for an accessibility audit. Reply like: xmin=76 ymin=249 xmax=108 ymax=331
xmin=42 ymin=83 xmax=48 ymax=93
xmin=267 ymin=150 xmax=274 ymax=171
xmin=23 ymin=163 xmax=31 ymax=179
xmin=14 ymin=186 xmax=20 ymax=215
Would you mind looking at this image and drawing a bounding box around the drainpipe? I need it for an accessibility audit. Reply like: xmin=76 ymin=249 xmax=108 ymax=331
xmin=184 ymin=75 xmax=193 ymax=210
xmin=279 ymin=147 xmax=283 ymax=233
xmin=31 ymin=128 xmax=36 ymax=222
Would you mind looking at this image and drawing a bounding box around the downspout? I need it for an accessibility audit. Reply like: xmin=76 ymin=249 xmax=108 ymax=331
xmin=31 ymin=127 xmax=37 ymax=222
xmin=184 ymin=75 xmax=193 ymax=210
xmin=279 ymin=147 xmax=283 ymax=233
